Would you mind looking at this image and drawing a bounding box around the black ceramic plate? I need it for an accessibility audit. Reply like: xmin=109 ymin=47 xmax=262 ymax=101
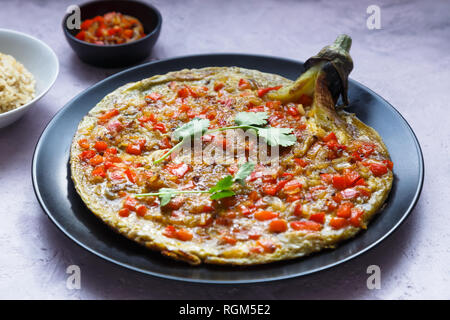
xmin=32 ymin=54 xmax=424 ymax=283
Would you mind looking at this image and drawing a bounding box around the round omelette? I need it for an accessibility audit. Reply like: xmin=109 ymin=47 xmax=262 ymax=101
xmin=70 ymin=36 xmax=393 ymax=265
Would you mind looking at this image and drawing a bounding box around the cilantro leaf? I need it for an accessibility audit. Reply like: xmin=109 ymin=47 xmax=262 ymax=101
xmin=210 ymin=190 xmax=236 ymax=200
xmin=257 ymin=127 xmax=297 ymax=147
xmin=156 ymin=188 xmax=178 ymax=206
xmin=173 ymin=118 xmax=210 ymax=141
xmin=235 ymin=112 xmax=268 ymax=127
xmin=209 ymin=175 xmax=234 ymax=193
xmin=233 ymin=162 xmax=255 ymax=185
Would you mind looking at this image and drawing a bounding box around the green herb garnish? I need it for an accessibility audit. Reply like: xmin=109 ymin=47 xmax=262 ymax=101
xmin=135 ymin=162 xmax=255 ymax=203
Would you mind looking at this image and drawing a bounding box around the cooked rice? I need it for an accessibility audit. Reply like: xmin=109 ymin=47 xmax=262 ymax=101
xmin=0 ymin=52 xmax=35 ymax=113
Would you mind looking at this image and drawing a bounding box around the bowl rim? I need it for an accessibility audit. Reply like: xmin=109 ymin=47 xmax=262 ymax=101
xmin=0 ymin=28 xmax=59 ymax=119
xmin=62 ymin=0 xmax=163 ymax=48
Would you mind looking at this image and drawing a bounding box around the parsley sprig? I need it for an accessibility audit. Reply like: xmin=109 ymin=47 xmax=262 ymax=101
xmin=135 ymin=162 xmax=255 ymax=204
xmin=153 ymin=112 xmax=296 ymax=164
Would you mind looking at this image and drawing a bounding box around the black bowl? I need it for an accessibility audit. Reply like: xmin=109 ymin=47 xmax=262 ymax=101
xmin=62 ymin=0 xmax=162 ymax=68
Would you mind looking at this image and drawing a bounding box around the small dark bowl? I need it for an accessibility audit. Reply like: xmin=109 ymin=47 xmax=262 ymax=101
xmin=63 ymin=0 xmax=162 ymax=68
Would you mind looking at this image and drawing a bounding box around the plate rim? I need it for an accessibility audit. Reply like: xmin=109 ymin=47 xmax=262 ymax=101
xmin=31 ymin=53 xmax=425 ymax=284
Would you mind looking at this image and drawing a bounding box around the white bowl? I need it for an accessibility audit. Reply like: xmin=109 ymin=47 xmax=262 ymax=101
xmin=0 ymin=29 xmax=59 ymax=128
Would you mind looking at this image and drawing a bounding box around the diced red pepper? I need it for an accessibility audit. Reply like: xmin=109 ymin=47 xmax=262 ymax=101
xmin=153 ymin=122 xmax=167 ymax=133
xmin=145 ymin=92 xmax=162 ymax=101
xmin=363 ymin=162 xmax=388 ymax=177
xmin=136 ymin=205 xmax=148 ymax=217
xmin=94 ymin=141 xmax=108 ymax=152
xmin=290 ymin=220 xmax=322 ymax=231
xmin=123 ymin=196 xmax=137 ymax=211
xmin=89 ymin=154 xmax=104 ymax=166
xmin=332 ymin=175 xmax=347 ymax=190
xmin=177 ymin=87 xmax=190 ymax=98
xmin=98 ymin=109 xmax=119 ymax=122
xmin=269 ymin=219 xmax=288 ymax=233
xmin=349 ymin=208 xmax=365 ymax=227
xmin=91 ymin=166 xmax=106 ymax=178
xmin=214 ymin=82 xmax=225 ymax=91
xmin=336 ymin=202 xmax=353 ymax=218
xmin=343 ymin=169 xmax=361 ymax=187
xmin=118 ymin=208 xmax=130 ymax=217
xmin=340 ymin=188 xmax=359 ymax=200
xmin=294 ymin=158 xmax=309 ymax=167
xmin=309 ymin=212 xmax=326 ymax=224
xmin=257 ymin=86 xmax=282 ymax=97
xmin=254 ymin=211 xmax=278 ymax=221
xmin=79 ymin=150 xmax=96 ymax=162
xmin=329 ymin=217 xmax=348 ymax=230
xmin=166 ymin=163 xmax=190 ymax=178
xmin=78 ymin=139 xmax=90 ymax=149
xmin=238 ymin=79 xmax=251 ymax=90
xmin=283 ymin=179 xmax=303 ymax=192
xmin=262 ymin=184 xmax=278 ymax=196
xmin=293 ymin=203 xmax=303 ymax=216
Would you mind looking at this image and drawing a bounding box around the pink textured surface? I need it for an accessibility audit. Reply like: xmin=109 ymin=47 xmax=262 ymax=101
xmin=0 ymin=0 xmax=448 ymax=299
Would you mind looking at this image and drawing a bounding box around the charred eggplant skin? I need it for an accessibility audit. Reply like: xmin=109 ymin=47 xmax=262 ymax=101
xmin=304 ymin=34 xmax=353 ymax=105
xmin=268 ymin=34 xmax=353 ymax=106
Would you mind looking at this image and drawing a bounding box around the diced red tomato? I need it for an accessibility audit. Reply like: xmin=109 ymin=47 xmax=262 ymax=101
xmin=349 ymin=208 xmax=365 ymax=227
xmin=309 ymin=212 xmax=325 ymax=224
xmin=106 ymin=120 xmax=124 ymax=133
xmin=343 ymin=169 xmax=361 ymax=187
xmin=145 ymin=92 xmax=162 ymax=101
xmin=221 ymin=235 xmax=237 ymax=245
xmin=383 ymin=160 xmax=394 ymax=170
xmin=320 ymin=173 xmax=333 ymax=184
xmin=257 ymin=86 xmax=282 ymax=97
xmin=94 ymin=141 xmax=108 ymax=152
xmin=153 ymin=122 xmax=167 ymax=133
xmin=98 ymin=109 xmax=119 ymax=122
xmin=138 ymin=114 xmax=156 ymax=123
xmin=336 ymin=202 xmax=353 ymax=218
xmin=269 ymin=219 xmax=288 ymax=233
xmin=175 ymin=228 xmax=192 ymax=241
xmin=254 ymin=211 xmax=278 ymax=221
xmin=136 ymin=205 xmax=148 ymax=217
xmin=294 ymin=158 xmax=308 ymax=168
xmin=238 ymin=79 xmax=251 ymax=90
xmin=294 ymin=203 xmax=303 ymax=216
xmin=290 ymin=220 xmax=322 ymax=231
xmin=105 ymin=147 xmax=117 ymax=155
xmin=323 ymin=132 xmax=337 ymax=142
xmin=177 ymin=87 xmax=190 ymax=98
xmin=79 ymin=150 xmax=96 ymax=162
xmin=287 ymin=106 xmax=300 ymax=117
xmin=163 ymin=225 xmax=177 ymax=238
xmin=91 ymin=166 xmax=106 ymax=178
xmin=214 ymin=82 xmax=225 ymax=91
xmin=262 ymin=184 xmax=278 ymax=196
xmin=124 ymin=168 xmax=137 ymax=183
xmin=332 ymin=175 xmax=347 ymax=190
xmin=78 ymin=139 xmax=90 ymax=149
xmin=283 ymin=179 xmax=303 ymax=192
xmin=363 ymin=162 xmax=389 ymax=177
xmin=256 ymin=240 xmax=277 ymax=253
xmin=329 ymin=217 xmax=348 ymax=230
xmin=166 ymin=163 xmax=190 ymax=178
xmin=340 ymin=188 xmax=359 ymax=200
xmin=126 ymin=144 xmax=143 ymax=155
xmin=123 ymin=196 xmax=137 ymax=211
xmin=118 ymin=208 xmax=130 ymax=217
xmin=89 ymin=154 xmax=104 ymax=166
xmin=266 ymin=101 xmax=281 ymax=109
